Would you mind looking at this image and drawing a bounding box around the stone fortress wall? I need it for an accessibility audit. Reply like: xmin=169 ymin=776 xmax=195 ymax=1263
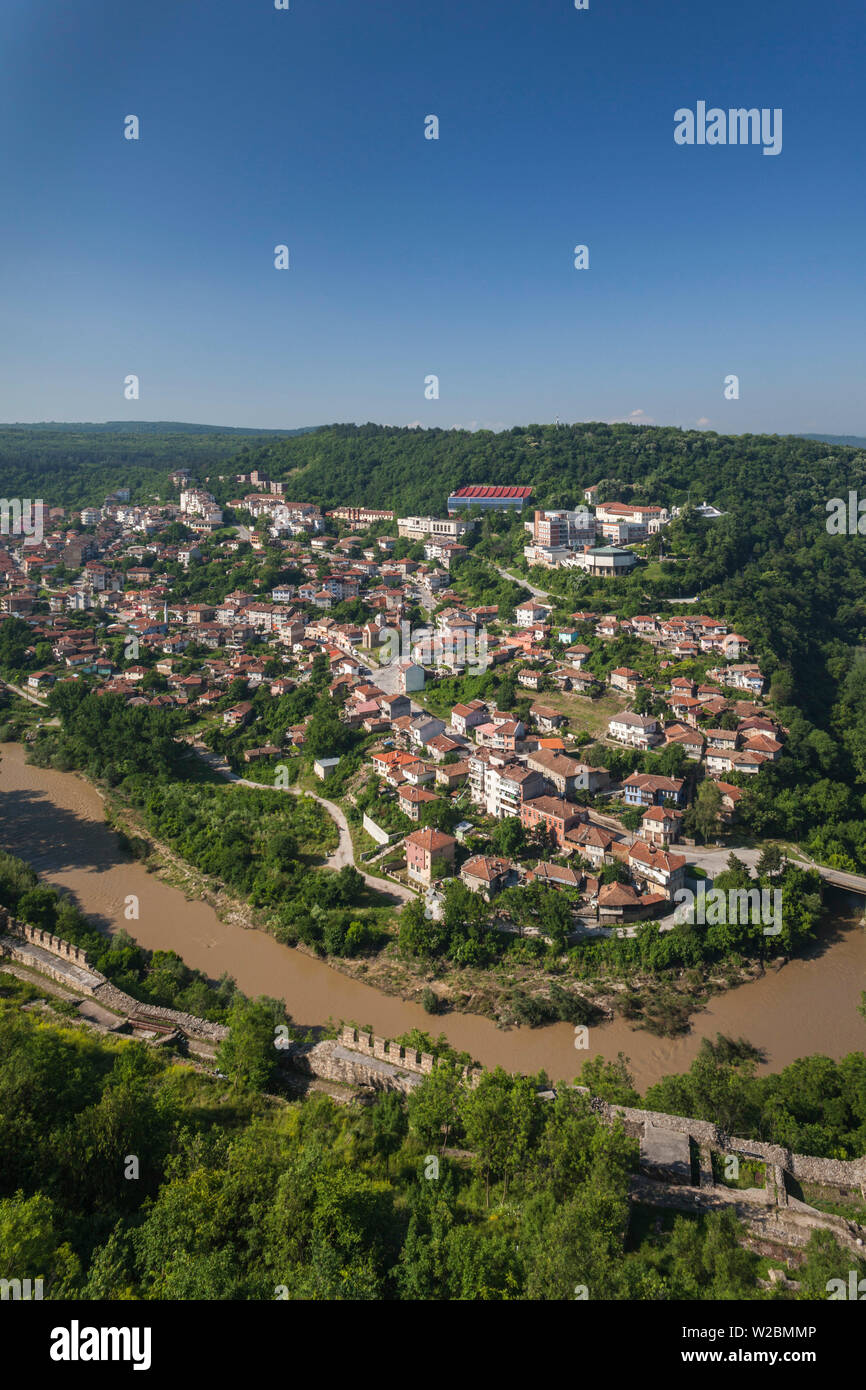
xmin=0 ymin=909 xmax=228 ymax=1042
xmin=590 ymin=1098 xmax=866 ymax=1189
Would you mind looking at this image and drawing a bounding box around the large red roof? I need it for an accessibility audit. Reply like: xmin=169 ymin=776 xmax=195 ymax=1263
xmin=449 ymin=485 xmax=533 ymax=499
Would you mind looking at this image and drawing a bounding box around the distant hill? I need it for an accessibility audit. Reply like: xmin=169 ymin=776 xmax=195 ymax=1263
xmin=228 ymin=420 xmax=866 ymax=516
xmin=0 ymin=423 xmax=320 ymax=508
xmin=2 ymin=420 xmax=317 ymax=437
xmin=800 ymin=434 xmax=866 ymax=450
xmin=4 ymin=417 xmax=866 ymax=527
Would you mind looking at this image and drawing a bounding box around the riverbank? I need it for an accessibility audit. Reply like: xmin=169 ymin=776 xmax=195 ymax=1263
xmin=1 ymin=740 xmax=864 ymax=1090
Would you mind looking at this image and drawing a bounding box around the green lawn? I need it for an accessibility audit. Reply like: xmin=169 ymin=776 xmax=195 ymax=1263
xmin=532 ymin=688 xmax=628 ymax=739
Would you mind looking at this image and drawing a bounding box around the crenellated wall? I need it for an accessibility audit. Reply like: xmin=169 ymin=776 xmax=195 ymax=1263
xmin=0 ymin=909 xmax=228 ymax=1042
xmin=2 ymin=909 xmax=863 ymax=1194
xmin=338 ymin=1025 xmax=480 ymax=1083
xmin=0 ymin=907 xmax=90 ymax=966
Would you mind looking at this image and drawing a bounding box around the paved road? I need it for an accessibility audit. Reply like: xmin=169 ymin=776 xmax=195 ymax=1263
xmin=493 ymin=564 xmax=551 ymax=600
xmin=1 ymin=679 xmax=48 ymax=707
xmin=186 ymin=741 xmax=414 ymax=905
xmin=679 ymin=843 xmax=866 ymax=895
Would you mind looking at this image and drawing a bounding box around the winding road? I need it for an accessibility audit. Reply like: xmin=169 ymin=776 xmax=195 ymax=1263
xmin=184 ymin=739 xmax=414 ymax=905
xmin=1 ymin=679 xmax=48 ymax=707
xmin=492 ymin=564 xmax=552 ymax=600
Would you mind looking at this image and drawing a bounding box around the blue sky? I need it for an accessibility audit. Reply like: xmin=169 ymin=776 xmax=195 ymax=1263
xmin=0 ymin=0 xmax=862 ymax=434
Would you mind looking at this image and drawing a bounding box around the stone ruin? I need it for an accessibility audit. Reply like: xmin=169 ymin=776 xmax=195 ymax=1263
xmin=338 ymin=1026 xmax=480 ymax=1084
xmin=0 ymin=907 xmax=90 ymax=966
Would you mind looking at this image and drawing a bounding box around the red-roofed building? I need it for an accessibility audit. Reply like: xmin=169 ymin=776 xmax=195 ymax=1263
xmin=404 ymin=828 xmax=457 ymax=886
xmin=447 ymin=484 xmax=532 ymax=513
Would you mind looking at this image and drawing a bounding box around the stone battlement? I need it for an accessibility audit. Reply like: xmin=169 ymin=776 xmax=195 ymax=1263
xmin=339 ymin=1025 xmax=437 ymax=1074
xmin=0 ymin=907 xmax=227 ymax=1043
xmin=338 ymin=1026 xmax=480 ymax=1083
xmin=0 ymin=908 xmax=89 ymax=967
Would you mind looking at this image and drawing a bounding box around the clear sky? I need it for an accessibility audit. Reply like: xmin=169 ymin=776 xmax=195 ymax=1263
xmin=0 ymin=0 xmax=862 ymax=434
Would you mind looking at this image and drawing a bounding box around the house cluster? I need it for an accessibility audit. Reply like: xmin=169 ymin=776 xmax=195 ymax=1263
xmin=359 ymin=691 xmax=691 ymax=923
xmin=0 ymin=494 xmax=496 ymax=711
xmin=0 ymin=483 xmax=775 ymax=935
xmin=607 ymin=668 xmax=781 ymax=779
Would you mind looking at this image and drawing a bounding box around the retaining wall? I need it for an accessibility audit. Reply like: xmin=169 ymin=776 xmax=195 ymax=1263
xmin=362 ymin=814 xmax=391 ymax=846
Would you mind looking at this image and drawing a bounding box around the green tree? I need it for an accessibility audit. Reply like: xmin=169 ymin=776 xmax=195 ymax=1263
xmin=490 ymin=816 xmax=526 ymax=859
xmin=687 ymin=778 xmax=723 ymax=842
xmin=216 ymin=996 xmax=284 ymax=1091
xmin=461 ymin=1068 xmax=542 ymax=1203
xmin=370 ymin=1092 xmax=408 ymax=1169
xmin=408 ymin=1063 xmax=464 ymax=1153
xmin=0 ymin=1191 xmax=80 ymax=1296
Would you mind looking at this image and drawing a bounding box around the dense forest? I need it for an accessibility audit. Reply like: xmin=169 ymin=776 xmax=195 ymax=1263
xmin=1 ymin=990 xmax=862 ymax=1300
xmin=230 ymin=419 xmax=866 ymax=516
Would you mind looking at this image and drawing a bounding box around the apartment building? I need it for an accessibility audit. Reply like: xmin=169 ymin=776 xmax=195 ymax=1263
xmin=525 ymin=747 xmax=583 ymax=798
xmin=468 ymin=753 xmax=545 ymax=818
xmin=520 ymin=795 xmax=586 ymax=847
xmin=607 ymin=711 xmax=662 ymax=749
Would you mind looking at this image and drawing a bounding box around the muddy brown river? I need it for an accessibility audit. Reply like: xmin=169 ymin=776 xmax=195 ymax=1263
xmin=1 ymin=741 xmax=864 ymax=1091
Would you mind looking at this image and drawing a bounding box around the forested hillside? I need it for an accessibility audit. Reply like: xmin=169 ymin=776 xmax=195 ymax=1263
xmin=2 ymin=993 xmax=861 ymax=1300
xmin=232 ymin=420 xmax=866 ymax=516
xmin=0 ymin=423 xmax=308 ymax=507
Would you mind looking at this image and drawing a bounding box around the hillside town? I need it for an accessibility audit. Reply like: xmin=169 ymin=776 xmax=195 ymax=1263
xmin=0 ymin=472 xmax=784 ymax=940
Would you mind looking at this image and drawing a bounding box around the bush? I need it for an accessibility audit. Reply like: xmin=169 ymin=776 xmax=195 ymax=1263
xmin=420 ymin=987 xmax=440 ymax=1015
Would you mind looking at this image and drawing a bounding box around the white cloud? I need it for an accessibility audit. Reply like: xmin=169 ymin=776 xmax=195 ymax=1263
xmin=608 ymin=408 xmax=655 ymax=425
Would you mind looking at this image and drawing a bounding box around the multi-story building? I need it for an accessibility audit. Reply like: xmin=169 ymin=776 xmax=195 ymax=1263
xmin=405 ymin=828 xmax=457 ymax=886
xmin=515 ymin=600 xmax=552 ymax=628
xmin=529 ymin=508 xmax=597 ymax=548
xmin=531 ymin=510 xmax=568 ymax=548
xmin=327 ymin=507 xmax=394 ymax=524
xmin=179 ymin=490 xmax=223 ymax=525
xmin=565 ymin=545 xmax=637 ymax=578
xmin=525 ymin=747 xmax=583 ymax=799
xmin=627 ymin=842 xmax=686 ymax=900
xmin=621 ymin=773 xmax=685 ymax=807
xmin=595 ymin=503 xmax=668 ymax=541
xmin=468 ymin=753 xmax=545 ymax=819
xmin=460 ymin=855 xmax=516 ymax=899
xmin=450 ymin=700 xmax=489 ymax=736
xmin=520 ymin=795 xmax=585 ymax=847
xmin=608 ymin=712 xmax=662 ymax=749
xmin=397 ymin=516 xmax=475 ymax=542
